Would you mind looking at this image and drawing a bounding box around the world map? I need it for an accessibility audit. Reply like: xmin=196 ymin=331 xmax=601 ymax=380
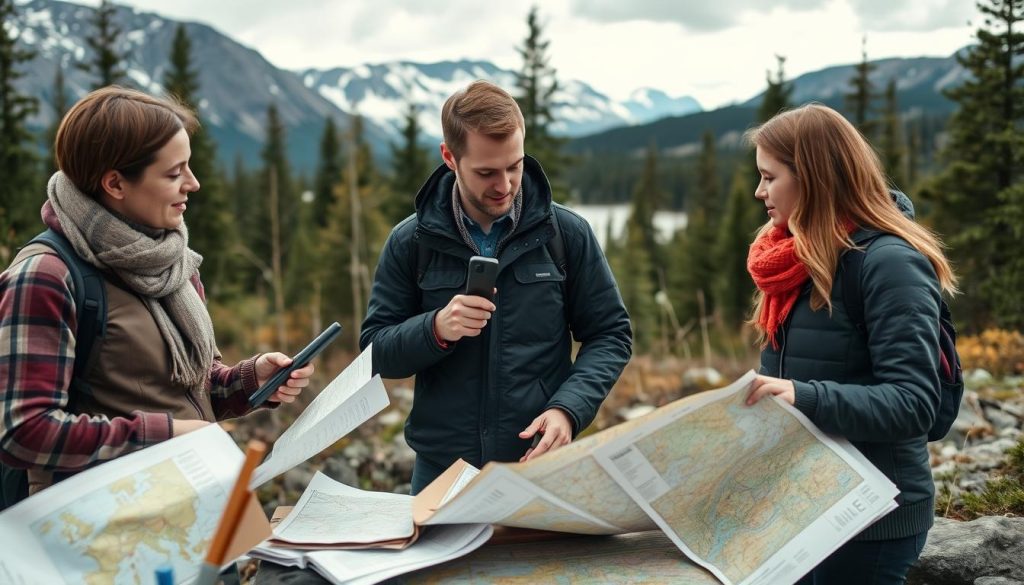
xmin=31 ymin=452 xmax=224 ymax=585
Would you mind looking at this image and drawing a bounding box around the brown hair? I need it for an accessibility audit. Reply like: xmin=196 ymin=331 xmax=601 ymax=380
xmin=745 ymin=103 xmax=957 ymax=343
xmin=55 ymin=86 xmax=198 ymax=198
xmin=441 ymin=80 xmax=525 ymax=160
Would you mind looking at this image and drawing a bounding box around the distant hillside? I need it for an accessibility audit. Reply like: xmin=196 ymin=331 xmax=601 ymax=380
xmin=569 ymin=53 xmax=966 ymax=157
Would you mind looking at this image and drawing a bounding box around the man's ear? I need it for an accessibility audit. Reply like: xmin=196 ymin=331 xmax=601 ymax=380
xmin=99 ymin=170 xmax=127 ymax=200
xmin=439 ymin=143 xmax=457 ymax=172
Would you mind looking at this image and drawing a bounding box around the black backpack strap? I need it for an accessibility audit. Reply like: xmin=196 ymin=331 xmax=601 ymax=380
xmin=27 ymin=229 xmax=107 ymax=394
xmin=840 ymin=231 xmax=884 ymax=332
xmin=547 ymin=207 xmax=571 ymax=324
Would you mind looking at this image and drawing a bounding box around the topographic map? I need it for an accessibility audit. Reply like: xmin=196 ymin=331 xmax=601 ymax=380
xmin=627 ymin=387 xmax=864 ymax=584
xmin=30 ymin=452 xmax=223 ymax=585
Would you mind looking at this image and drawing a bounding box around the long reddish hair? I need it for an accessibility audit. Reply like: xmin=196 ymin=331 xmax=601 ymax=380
xmin=745 ymin=103 xmax=957 ymax=344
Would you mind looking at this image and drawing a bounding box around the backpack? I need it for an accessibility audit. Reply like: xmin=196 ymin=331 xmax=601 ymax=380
xmin=841 ymin=233 xmax=964 ymax=442
xmin=0 ymin=228 xmax=107 ymax=510
xmin=415 ymin=207 xmax=571 ymax=313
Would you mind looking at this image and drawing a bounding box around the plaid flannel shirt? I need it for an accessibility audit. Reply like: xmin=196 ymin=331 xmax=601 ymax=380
xmin=0 ymin=250 xmax=260 ymax=472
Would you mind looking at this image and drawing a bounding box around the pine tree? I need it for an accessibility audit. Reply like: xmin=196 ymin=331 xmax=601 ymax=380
xmin=923 ymin=0 xmax=1024 ymax=329
xmin=758 ymin=55 xmax=793 ymax=122
xmin=314 ymin=116 xmax=342 ymax=228
xmin=845 ymin=36 xmax=877 ymax=137
xmin=613 ymin=213 xmax=658 ymax=354
xmin=714 ymin=167 xmax=761 ymax=330
xmin=386 ymin=101 xmax=430 ymax=225
xmin=630 ymin=143 xmax=666 ymax=287
xmin=44 ymin=63 xmax=68 ymax=177
xmin=79 ymin=0 xmax=125 ymax=89
xmin=318 ymin=118 xmax=389 ymax=349
xmin=0 ymin=0 xmax=41 ymax=262
xmin=906 ymin=117 xmax=922 ymax=190
xmin=879 ymin=78 xmax=907 ymax=188
xmin=515 ymin=5 xmax=570 ymax=202
xmin=164 ymin=23 xmax=237 ymax=299
xmin=675 ymin=131 xmax=722 ymax=321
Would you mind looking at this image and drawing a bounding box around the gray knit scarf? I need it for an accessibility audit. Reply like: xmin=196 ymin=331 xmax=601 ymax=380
xmin=47 ymin=172 xmax=215 ymax=390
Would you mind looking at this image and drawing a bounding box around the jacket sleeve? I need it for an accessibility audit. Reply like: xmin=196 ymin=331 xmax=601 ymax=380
xmin=0 ymin=253 xmax=171 ymax=472
xmin=544 ymin=212 xmax=633 ymax=434
xmin=792 ymin=241 xmax=941 ymax=441
xmin=359 ymin=225 xmax=455 ymax=378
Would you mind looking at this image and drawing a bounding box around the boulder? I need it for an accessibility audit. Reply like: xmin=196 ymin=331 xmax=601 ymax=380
xmin=907 ymin=516 xmax=1024 ymax=584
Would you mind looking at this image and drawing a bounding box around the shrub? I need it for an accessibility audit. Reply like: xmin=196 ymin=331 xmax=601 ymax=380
xmin=957 ymin=329 xmax=1024 ymax=377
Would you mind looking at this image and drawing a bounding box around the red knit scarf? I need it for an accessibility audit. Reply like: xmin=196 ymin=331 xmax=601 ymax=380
xmin=747 ymin=226 xmax=808 ymax=349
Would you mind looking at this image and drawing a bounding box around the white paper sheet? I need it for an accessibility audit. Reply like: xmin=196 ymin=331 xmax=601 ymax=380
xmin=251 ymin=346 xmax=390 ymax=488
xmin=272 ymin=471 xmax=414 ymax=545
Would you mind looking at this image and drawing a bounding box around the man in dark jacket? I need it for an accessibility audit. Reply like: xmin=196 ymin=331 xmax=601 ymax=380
xmin=360 ymin=81 xmax=631 ymax=493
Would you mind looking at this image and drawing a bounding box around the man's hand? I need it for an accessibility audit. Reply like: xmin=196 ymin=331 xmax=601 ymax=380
xmin=518 ymin=408 xmax=573 ymax=462
xmin=434 ymin=294 xmax=496 ymax=342
xmin=255 ymin=352 xmax=314 ymax=404
xmin=745 ymin=374 xmax=796 ymax=406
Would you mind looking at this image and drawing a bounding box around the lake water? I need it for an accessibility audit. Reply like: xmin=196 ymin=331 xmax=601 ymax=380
xmin=565 ymin=203 xmax=688 ymax=249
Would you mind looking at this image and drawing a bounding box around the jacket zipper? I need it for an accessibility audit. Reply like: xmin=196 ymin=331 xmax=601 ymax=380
xmin=777 ymin=325 xmax=788 ymax=378
xmin=186 ymin=389 xmax=205 ymax=420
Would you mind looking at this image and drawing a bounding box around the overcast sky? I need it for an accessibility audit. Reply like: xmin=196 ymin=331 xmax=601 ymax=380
xmin=81 ymin=0 xmax=979 ymax=109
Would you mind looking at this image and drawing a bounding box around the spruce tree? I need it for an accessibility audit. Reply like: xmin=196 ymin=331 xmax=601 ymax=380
xmin=45 ymin=63 xmax=68 ymax=177
xmin=79 ymin=0 xmax=125 ymax=89
xmin=515 ymin=5 xmax=570 ymax=202
xmin=924 ymin=0 xmax=1024 ymax=329
xmin=318 ymin=118 xmax=389 ymax=348
xmin=758 ymin=55 xmax=792 ymax=122
xmin=386 ymin=101 xmax=430 ymax=225
xmin=675 ymin=131 xmax=722 ymax=321
xmin=314 ymin=116 xmax=342 ymax=228
xmin=879 ymin=78 xmax=907 ymax=188
xmin=714 ymin=167 xmax=760 ymax=330
xmin=845 ymin=37 xmax=876 ymax=137
xmin=613 ymin=213 xmax=658 ymax=354
xmin=164 ymin=23 xmax=237 ymax=299
xmin=0 ymin=0 xmax=40 ymax=261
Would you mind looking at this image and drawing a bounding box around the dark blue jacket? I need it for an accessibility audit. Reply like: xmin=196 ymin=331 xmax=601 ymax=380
xmin=760 ymin=209 xmax=942 ymax=540
xmin=360 ymin=156 xmax=632 ymax=468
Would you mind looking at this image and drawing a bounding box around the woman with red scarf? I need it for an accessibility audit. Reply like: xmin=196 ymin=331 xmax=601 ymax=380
xmin=743 ymin=104 xmax=957 ymax=585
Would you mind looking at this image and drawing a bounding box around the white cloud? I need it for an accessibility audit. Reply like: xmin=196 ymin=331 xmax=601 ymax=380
xmin=569 ymin=0 xmax=822 ymax=31
xmin=77 ymin=0 xmax=979 ymax=109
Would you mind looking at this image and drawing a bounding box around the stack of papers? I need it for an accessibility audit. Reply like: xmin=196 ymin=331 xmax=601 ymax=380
xmin=251 ymin=523 xmax=492 ymax=585
xmin=268 ymin=472 xmax=417 ymax=550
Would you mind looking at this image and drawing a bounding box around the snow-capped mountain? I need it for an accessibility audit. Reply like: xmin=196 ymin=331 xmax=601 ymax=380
xmin=8 ymin=0 xmax=381 ymax=171
xmin=298 ymin=60 xmax=702 ymax=141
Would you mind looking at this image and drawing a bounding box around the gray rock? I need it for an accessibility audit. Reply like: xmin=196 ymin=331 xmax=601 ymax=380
xmin=965 ymin=369 xmax=994 ymax=386
xmin=974 ymin=577 xmax=1024 ymax=585
xmin=619 ymin=404 xmax=656 ymax=421
xmin=907 ymin=516 xmax=1024 ymax=584
xmin=682 ymin=367 xmax=723 ymax=387
xmin=984 ymin=408 xmax=1021 ymax=433
xmin=321 ymin=457 xmax=360 ymax=487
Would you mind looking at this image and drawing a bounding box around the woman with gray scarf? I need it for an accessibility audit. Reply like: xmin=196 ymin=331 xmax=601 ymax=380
xmin=0 ymin=87 xmax=313 ymax=505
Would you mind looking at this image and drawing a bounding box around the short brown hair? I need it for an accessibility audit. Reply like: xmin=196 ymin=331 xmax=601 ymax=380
xmin=441 ymin=80 xmax=525 ymax=160
xmin=55 ymin=86 xmax=198 ymax=198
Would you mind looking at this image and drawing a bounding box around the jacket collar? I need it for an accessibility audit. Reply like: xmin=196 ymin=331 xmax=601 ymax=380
xmin=414 ymin=155 xmax=553 ymax=243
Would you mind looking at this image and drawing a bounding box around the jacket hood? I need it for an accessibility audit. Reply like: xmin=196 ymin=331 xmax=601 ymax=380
xmin=890 ymin=189 xmax=915 ymax=220
xmin=413 ymin=155 xmax=554 ymax=240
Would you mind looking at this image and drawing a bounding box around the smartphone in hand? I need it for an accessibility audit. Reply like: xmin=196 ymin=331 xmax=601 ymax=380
xmin=465 ymin=256 xmax=499 ymax=301
xmin=247 ymin=322 xmax=342 ymax=408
